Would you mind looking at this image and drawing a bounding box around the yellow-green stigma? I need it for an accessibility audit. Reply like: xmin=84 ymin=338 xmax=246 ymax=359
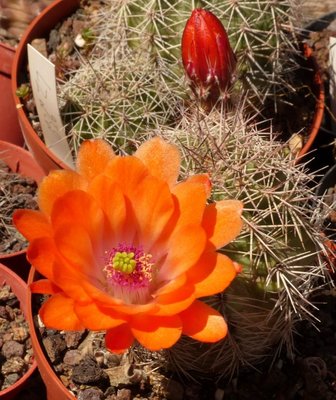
xmin=112 ymin=251 xmax=137 ymax=274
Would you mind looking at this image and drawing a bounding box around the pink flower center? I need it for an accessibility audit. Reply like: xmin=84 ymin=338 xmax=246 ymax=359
xmin=103 ymin=243 xmax=156 ymax=304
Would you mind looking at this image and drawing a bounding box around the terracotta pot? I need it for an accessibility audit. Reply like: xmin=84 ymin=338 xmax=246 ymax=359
xmin=0 ymin=140 xmax=45 ymax=280
xmin=295 ymin=43 xmax=325 ymax=161
xmin=0 ymin=262 xmax=38 ymax=399
xmin=12 ymin=0 xmax=80 ymax=173
xmin=27 ymin=268 xmax=76 ymax=400
xmin=12 ymin=0 xmax=326 ymax=173
xmin=0 ymin=42 xmax=24 ymax=146
xmin=297 ymin=14 xmax=336 ymax=169
xmin=317 ymin=163 xmax=336 ymax=271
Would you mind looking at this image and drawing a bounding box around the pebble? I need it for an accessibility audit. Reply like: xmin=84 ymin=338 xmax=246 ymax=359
xmin=0 ymin=306 xmax=8 ymax=319
xmin=0 ymin=285 xmax=15 ymax=302
xmin=63 ymin=349 xmax=83 ymax=366
xmin=1 ymin=356 xmax=26 ymax=374
xmin=42 ymin=334 xmax=67 ymax=363
xmin=71 ymin=356 xmax=109 ymax=386
xmin=78 ymin=387 xmax=104 ymax=400
xmin=2 ymin=373 xmax=20 ymax=389
xmin=0 ymin=317 xmax=10 ymax=333
xmin=12 ymin=325 xmax=29 ymax=342
xmin=0 ymin=284 xmax=33 ymax=391
xmin=2 ymin=332 xmax=13 ymax=342
xmin=64 ymin=330 xmax=85 ymax=348
xmin=115 ymin=388 xmax=132 ymax=400
xmin=2 ymin=340 xmax=25 ymax=358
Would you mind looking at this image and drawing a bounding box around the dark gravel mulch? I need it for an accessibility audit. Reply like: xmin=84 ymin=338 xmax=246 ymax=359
xmin=0 ymin=159 xmax=38 ymax=255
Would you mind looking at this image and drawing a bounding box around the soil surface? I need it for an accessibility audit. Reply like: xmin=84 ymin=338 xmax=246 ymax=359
xmin=0 ymin=160 xmax=38 ymax=255
xmin=0 ymin=282 xmax=34 ymax=392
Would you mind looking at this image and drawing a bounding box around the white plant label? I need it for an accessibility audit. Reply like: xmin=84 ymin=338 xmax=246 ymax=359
xmin=329 ymin=36 xmax=336 ymax=132
xmin=27 ymin=44 xmax=74 ymax=168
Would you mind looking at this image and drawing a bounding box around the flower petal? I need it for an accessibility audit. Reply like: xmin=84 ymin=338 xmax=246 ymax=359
xmin=78 ymin=279 xmax=160 ymax=315
xmin=27 ymin=237 xmax=91 ymax=302
xmin=88 ymin=176 xmax=130 ymax=243
xmin=76 ymin=139 xmax=116 ymax=180
xmin=74 ymin=301 xmax=128 ymax=330
xmin=39 ymin=294 xmax=85 ymax=331
xmin=131 ymin=314 xmax=182 ymax=350
xmin=38 ymin=170 xmax=87 ymax=215
xmin=128 ymin=176 xmax=175 ymax=249
xmin=154 ymin=284 xmax=195 ymax=316
xmin=180 ymin=300 xmax=227 ymax=342
xmin=104 ymin=156 xmax=149 ymax=192
xmin=13 ymin=209 xmax=51 ymax=241
xmin=172 ymin=180 xmax=207 ymax=227
xmin=53 ymin=224 xmax=99 ymax=278
xmin=188 ymin=252 xmax=237 ymax=297
xmin=202 ymin=200 xmax=243 ymax=249
xmin=135 ymin=137 xmax=180 ymax=187
xmin=158 ymin=225 xmax=206 ymax=280
xmin=185 ymin=173 xmax=212 ymax=198
xmin=30 ymin=279 xmax=61 ymax=295
xmin=105 ymin=324 xmax=134 ymax=354
xmin=51 ymin=190 xmax=106 ymax=255
xmin=27 ymin=237 xmax=56 ymax=280
xmin=155 ymin=274 xmax=187 ymax=296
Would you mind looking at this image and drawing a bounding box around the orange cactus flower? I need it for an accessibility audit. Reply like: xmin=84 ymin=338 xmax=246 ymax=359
xmin=14 ymin=138 xmax=243 ymax=353
xmin=182 ymin=8 xmax=236 ymax=101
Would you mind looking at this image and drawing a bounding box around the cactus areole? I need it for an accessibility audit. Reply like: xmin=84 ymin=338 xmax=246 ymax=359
xmin=181 ymin=8 xmax=236 ymax=102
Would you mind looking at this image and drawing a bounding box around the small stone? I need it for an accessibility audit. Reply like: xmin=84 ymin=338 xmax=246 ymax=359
xmin=5 ymin=305 xmax=16 ymax=320
xmin=0 ymin=318 xmax=10 ymax=333
xmin=116 ymin=388 xmax=132 ymax=400
xmin=0 ymin=285 xmax=15 ymax=302
xmin=63 ymin=350 xmax=82 ymax=366
xmin=2 ymin=373 xmax=20 ymax=389
xmin=2 ymin=340 xmax=25 ymax=358
xmin=2 ymin=332 xmax=13 ymax=342
xmin=104 ymin=352 xmax=122 ymax=368
xmin=1 ymin=356 xmax=26 ymax=374
xmin=12 ymin=326 xmax=29 ymax=342
xmin=42 ymin=334 xmax=67 ymax=363
xmin=74 ymin=33 xmax=86 ymax=48
xmin=0 ymin=306 xmax=8 ymax=319
xmin=64 ymin=330 xmax=85 ymax=348
xmin=78 ymin=387 xmax=104 ymax=400
xmin=71 ymin=356 xmax=108 ymax=386
xmin=59 ymin=374 xmax=71 ymax=387
xmin=105 ymin=365 xmax=131 ymax=387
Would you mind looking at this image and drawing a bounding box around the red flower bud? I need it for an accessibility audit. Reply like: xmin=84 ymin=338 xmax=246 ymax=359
xmin=181 ymin=8 xmax=236 ymax=101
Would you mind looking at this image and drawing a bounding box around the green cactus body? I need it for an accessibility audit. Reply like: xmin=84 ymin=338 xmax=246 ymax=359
xmin=113 ymin=0 xmax=300 ymax=104
xmin=60 ymin=48 xmax=184 ymax=153
xmin=155 ymin=103 xmax=332 ymax=378
xmin=58 ymin=0 xmax=301 ymax=151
